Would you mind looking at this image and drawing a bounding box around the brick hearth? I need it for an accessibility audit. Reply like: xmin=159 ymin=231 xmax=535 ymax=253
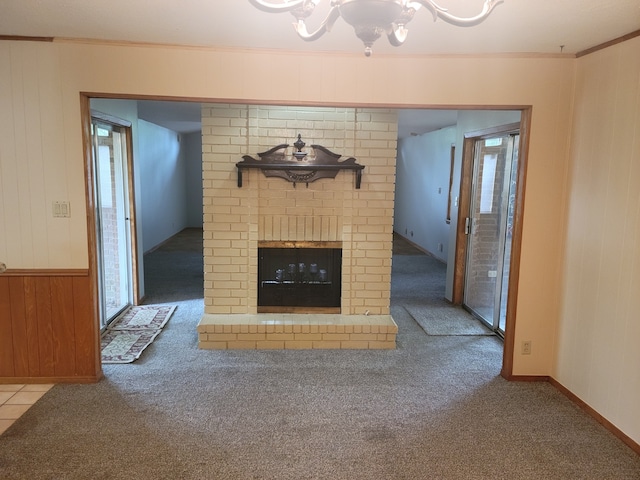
xmin=198 ymin=314 xmax=397 ymax=350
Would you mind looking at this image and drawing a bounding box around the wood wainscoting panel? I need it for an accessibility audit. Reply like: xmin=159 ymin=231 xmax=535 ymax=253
xmin=51 ymin=276 xmax=77 ymax=377
xmin=10 ymin=277 xmax=34 ymax=376
xmin=0 ymin=277 xmax=16 ymax=376
xmin=0 ymin=270 xmax=100 ymax=383
xmin=72 ymin=275 xmax=98 ymax=378
xmin=23 ymin=277 xmax=42 ymax=375
xmin=35 ymin=277 xmax=55 ymax=376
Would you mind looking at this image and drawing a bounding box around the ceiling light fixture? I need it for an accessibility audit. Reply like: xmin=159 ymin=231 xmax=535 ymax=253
xmin=249 ymin=0 xmax=503 ymax=56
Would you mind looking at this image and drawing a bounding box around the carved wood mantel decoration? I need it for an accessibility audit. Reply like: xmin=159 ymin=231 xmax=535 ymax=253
xmin=236 ymin=135 xmax=364 ymax=188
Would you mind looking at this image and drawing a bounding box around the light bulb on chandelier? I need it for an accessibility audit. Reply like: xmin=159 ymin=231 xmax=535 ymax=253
xmin=249 ymin=0 xmax=503 ymax=56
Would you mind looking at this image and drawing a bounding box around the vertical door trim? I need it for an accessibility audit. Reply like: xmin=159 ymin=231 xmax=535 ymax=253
xmin=80 ymin=94 xmax=103 ymax=379
xmin=501 ymin=109 xmax=531 ymax=379
xmin=452 ymin=110 xmax=531 ymax=379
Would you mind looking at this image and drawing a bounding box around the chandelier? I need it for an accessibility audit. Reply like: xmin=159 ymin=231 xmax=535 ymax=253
xmin=249 ymin=0 xmax=503 ymax=56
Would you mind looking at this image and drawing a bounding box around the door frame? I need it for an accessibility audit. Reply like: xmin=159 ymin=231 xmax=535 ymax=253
xmin=452 ymin=110 xmax=531 ymax=379
xmin=82 ymin=98 xmax=141 ymax=341
xmin=80 ymin=93 xmax=530 ymax=380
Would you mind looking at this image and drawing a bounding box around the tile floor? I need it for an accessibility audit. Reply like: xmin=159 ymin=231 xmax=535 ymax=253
xmin=0 ymin=384 xmax=54 ymax=435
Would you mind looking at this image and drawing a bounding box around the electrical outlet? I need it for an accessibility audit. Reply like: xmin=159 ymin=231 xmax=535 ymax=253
xmin=522 ymin=340 xmax=532 ymax=355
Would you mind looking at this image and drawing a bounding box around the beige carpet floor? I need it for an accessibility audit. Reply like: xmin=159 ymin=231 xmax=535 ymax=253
xmin=1 ymin=229 xmax=638 ymax=479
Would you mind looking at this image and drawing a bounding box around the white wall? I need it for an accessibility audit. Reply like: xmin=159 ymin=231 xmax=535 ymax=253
xmin=184 ymin=131 xmax=203 ymax=228
xmin=137 ymin=120 xmax=189 ymax=252
xmin=555 ymin=37 xmax=640 ymax=444
xmin=394 ymin=126 xmax=456 ymax=261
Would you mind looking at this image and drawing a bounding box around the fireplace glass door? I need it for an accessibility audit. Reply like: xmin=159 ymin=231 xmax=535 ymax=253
xmin=258 ymin=248 xmax=342 ymax=312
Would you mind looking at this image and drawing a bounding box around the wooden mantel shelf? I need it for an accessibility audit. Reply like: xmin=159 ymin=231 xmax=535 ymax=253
xmin=236 ymin=136 xmax=364 ymax=189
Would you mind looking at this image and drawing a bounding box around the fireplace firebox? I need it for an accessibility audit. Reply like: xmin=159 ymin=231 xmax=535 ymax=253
xmin=258 ymin=243 xmax=342 ymax=313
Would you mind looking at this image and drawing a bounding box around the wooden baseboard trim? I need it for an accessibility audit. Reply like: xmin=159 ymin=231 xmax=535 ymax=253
xmin=2 ymin=269 xmax=89 ymax=277
xmin=0 ymin=375 xmax=102 ymax=385
xmin=549 ymin=377 xmax=640 ymax=455
xmin=503 ymin=374 xmax=550 ymax=382
xmin=0 ymin=35 xmax=54 ymax=43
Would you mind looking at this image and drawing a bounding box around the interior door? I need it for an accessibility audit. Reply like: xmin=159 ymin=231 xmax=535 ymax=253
xmin=91 ymin=118 xmax=134 ymax=329
xmin=463 ymin=132 xmax=519 ymax=335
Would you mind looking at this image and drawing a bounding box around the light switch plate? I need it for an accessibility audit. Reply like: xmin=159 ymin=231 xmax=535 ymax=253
xmin=53 ymin=201 xmax=71 ymax=218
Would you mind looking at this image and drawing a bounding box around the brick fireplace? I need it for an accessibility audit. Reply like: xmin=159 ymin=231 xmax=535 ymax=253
xmin=197 ymin=105 xmax=399 ymax=349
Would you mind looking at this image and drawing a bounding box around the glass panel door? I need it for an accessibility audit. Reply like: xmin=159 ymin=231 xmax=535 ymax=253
xmin=498 ymin=135 xmax=519 ymax=332
xmin=92 ymin=120 xmax=132 ymax=329
xmin=463 ymin=133 xmax=519 ymax=335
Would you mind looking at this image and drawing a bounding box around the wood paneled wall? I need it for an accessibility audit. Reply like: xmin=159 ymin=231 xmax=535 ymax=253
xmin=0 ymin=270 xmax=101 ymax=383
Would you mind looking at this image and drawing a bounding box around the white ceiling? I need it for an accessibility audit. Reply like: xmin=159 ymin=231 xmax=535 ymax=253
xmin=7 ymin=1 xmax=638 ymax=136
xmin=2 ymin=0 xmax=639 ymax=56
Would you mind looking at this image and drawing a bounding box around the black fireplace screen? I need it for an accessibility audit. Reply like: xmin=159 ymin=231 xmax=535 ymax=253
xmin=258 ymin=248 xmax=342 ymax=308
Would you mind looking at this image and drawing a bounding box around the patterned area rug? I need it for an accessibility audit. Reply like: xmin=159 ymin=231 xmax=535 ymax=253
xmin=109 ymin=305 xmax=176 ymax=330
xmin=101 ymin=329 xmax=162 ymax=364
xmin=101 ymin=305 xmax=176 ymax=363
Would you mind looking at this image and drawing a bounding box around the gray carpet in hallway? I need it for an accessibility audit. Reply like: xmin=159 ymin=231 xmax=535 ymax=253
xmin=0 ymin=230 xmax=638 ymax=479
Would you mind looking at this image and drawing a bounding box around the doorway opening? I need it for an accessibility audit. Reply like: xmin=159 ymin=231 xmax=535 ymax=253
xmin=82 ymin=98 xmax=528 ymax=377
xmin=394 ymin=113 xmax=528 ymax=377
